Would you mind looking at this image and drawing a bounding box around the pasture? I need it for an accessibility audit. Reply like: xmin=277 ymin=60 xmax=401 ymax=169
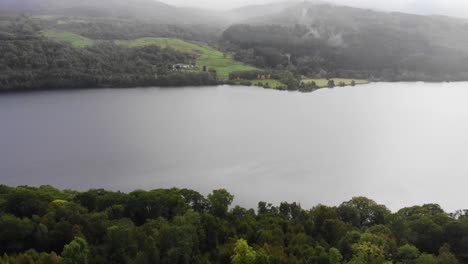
xmin=117 ymin=37 xmax=258 ymax=80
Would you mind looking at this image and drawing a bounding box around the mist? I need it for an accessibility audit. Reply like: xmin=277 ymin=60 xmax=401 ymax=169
xmin=161 ymin=0 xmax=468 ymax=19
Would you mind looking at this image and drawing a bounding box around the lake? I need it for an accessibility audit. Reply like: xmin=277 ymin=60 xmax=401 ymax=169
xmin=1 ymin=83 xmax=468 ymax=212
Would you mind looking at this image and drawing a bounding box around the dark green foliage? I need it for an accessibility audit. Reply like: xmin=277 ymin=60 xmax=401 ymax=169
xmin=0 ymin=214 xmax=35 ymax=253
xmin=299 ymin=81 xmax=317 ymax=92
xmin=338 ymin=197 xmax=390 ymax=228
xmin=4 ymin=188 xmax=51 ymax=217
xmin=207 ymin=189 xmax=234 ymax=219
xmin=437 ymin=244 xmax=459 ymax=264
xmin=222 ymin=21 xmax=468 ymax=82
xmin=0 ymin=17 xmax=218 ymax=91
xmin=397 ymin=244 xmax=421 ymax=264
xmin=278 ymin=71 xmax=300 ymax=90
xmin=125 ymin=189 xmax=189 ymax=225
xmin=0 ymin=185 xmax=467 ymax=263
xmin=223 ymin=24 xmax=314 ymax=69
xmin=62 ymin=237 xmax=90 ymax=264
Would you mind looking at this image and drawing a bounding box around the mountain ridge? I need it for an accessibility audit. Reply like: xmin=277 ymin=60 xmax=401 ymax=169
xmin=0 ymin=0 xmax=223 ymax=24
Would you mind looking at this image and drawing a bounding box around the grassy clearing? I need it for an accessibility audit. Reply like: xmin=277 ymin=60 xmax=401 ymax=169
xmin=250 ymin=79 xmax=286 ymax=89
xmin=116 ymin=37 xmax=258 ymax=80
xmin=43 ymin=30 xmax=95 ymax=48
xmin=116 ymin=37 xmax=201 ymax=53
xmin=302 ymin=78 xmax=369 ymax=88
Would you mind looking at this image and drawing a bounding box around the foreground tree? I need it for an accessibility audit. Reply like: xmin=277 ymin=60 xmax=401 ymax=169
xmin=207 ymin=189 xmax=234 ymax=218
xmin=415 ymin=254 xmax=437 ymax=264
xmin=437 ymin=244 xmax=458 ymax=264
xmin=61 ymin=237 xmax=90 ymax=264
xmin=1 ymin=185 xmax=468 ymax=263
xmin=231 ymin=239 xmax=256 ymax=264
xmin=397 ymin=244 xmax=420 ymax=264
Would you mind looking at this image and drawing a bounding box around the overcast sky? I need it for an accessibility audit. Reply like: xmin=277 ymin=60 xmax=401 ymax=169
xmin=159 ymin=0 xmax=468 ymax=19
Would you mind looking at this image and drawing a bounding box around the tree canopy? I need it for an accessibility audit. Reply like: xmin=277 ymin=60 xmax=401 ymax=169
xmin=0 ymin=185 xmax=468 ymax=263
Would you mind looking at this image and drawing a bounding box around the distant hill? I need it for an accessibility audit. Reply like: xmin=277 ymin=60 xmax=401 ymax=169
xmin=225 ymin=1 xmax=302 ymax=22
xmin=0 ymin=0 xmax=223 ymax=24
xmin=5 ymin=0 xmax=468 ymax=81
xmin=247 ymin=1 xmax=468 ymax=50
xmin=223 ymin=2 xmax=468 ymax=81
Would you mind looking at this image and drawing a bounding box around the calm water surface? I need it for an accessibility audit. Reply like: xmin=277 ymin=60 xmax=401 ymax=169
xmin=1 ymin=83 xmax=468 ymax=211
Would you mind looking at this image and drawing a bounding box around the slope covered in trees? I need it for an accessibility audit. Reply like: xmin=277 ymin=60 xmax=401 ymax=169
xmin=222 ymin=2 xmax=468 ymax=82
xmin=0 ymin=17 xmax=219 ymax=91
xmin=0 ymin=184 xmax=467 ymax=264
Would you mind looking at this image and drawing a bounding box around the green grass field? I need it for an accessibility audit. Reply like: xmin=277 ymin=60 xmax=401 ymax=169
xmin=43 ymin=30 xmax=95 ymax=48
xmin=302 ymin=78 xmax=369 ymax=88
xmin=250 ymin=79 xmax=286 ymax=89
xmin=116 ymin=37 xmax=258 ymax=80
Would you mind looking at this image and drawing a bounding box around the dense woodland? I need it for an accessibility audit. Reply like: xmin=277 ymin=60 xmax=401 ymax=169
xmin=222 ymin=23 xmax=468 ymax=82
xmin=0 ymin=185 xmax=467 ymax=264
xmin=0 ymin=17 xmax=218 ymax=91
xmin=220 ymin=2 xmax=468 ymax=82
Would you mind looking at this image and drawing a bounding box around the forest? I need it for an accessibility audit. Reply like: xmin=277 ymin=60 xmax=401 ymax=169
xmin=0 ymin=184 xmax=467 ymax=264
xmin=0 ymin=16 xmax=218 ymax=91
xmin=222 ymin=23 xmax=468 ymax=82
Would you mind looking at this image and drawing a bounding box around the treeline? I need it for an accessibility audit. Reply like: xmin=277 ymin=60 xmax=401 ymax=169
xmin=0 ymin=17 xmax=218 ymax=91
xmin=1 ymin=184 xmax=468 ymax=264
xmin=228 ymin=70 xmax=356 ymax=92
xmin=228 ymin=70 xmax=321 ymax=92
xmin=222 ymin=24 xmax=468 ymax=82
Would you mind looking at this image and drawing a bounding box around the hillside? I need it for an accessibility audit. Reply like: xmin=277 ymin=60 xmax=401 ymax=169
xmin=247 ymin=2 xmax=468 ymax=51
xmin=222 ymin=2 xmax=468 ymax=81
xmin=0 ymin=15 xmax=259 ymax=91
xmin=61 ymin=36 xmax=256 ymax=80
xmin=225 ymin=1 xmax=301 ymax=22
xmin=44 ymin=30 xmax=95 ymax=48
xmin=0 ymin=17 xmax=221 ymax=91
xmin=116 ymin=37 xmax=257 ymax=80
xmin=0 ymin=0 xmax=224 ymax=25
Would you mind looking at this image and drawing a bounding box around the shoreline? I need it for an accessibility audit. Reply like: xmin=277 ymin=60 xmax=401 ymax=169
xmin=1 ymin=80 xmax=465 ymax=95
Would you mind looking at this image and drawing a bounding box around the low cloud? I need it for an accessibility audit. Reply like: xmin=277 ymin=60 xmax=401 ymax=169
xmin=325 ymin=0 xmax=468 ymax=18
xmin=160 ymin=0 xmax=468 ymax=18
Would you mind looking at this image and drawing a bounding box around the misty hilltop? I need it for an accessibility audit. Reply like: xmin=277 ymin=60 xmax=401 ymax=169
xmin=0 ymin=0 xmax=224 ymax=24
xmin=246 ymin=1 xmax=468 ymax=48
xmin=222 ymin=1 xmax=468 ymax=81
